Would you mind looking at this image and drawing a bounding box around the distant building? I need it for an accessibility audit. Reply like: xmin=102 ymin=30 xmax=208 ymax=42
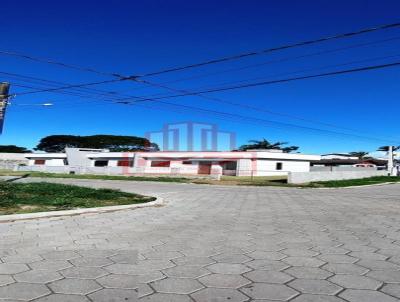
xmin=19 ymin=148 xmax=320 ymax=177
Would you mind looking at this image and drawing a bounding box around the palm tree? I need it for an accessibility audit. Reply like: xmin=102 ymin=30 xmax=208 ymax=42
xmin=239 ymin=138 xmax=299 ymax=153
xmin=348 ymin=151 xmax=369 ymax=159
xmin=377 ymin=146 xmax=400 ymax=152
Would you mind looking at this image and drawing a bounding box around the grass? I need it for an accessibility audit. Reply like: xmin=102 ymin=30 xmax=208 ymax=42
xmin=0 ymin=182 xmax=155 ymax=215
xmin=192 ymin=175 xmax=290 ymax=186
xmin=306 ymin=176 xmax=400 ymax=188
xmin=0 ymin=170 xmax=189 ymax=183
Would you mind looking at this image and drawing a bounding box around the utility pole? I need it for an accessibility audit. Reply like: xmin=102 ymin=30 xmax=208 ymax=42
xmin=388 ymin=145 xmax=395 ymax=176
xmin=0 ymin=82 xmax=10 ymax=134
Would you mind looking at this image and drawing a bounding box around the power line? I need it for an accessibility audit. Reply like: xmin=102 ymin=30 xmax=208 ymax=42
xmin=131 ymin=61 xmax=400 ymax=102
xmin=137 ymin=22 xmax=400 ymax=77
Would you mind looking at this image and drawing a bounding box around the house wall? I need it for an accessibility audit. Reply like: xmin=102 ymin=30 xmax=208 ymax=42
xmin=288 ymin=170 xmax=388 ymax=184
xmin=28 ymin=158 xmax=65 ymax=166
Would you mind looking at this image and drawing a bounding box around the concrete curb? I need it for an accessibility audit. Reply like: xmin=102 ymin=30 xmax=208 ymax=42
xmin=0 ymin=197 xmax=165 ymax=223
xmin=309 ymin=182 xmax=399 ymax=190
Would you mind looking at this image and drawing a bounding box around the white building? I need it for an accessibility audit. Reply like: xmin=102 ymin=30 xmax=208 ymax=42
xmin=20 ymin=148 xmax=321 ymax=177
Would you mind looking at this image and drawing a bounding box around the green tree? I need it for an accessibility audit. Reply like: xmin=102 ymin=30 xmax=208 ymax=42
xmin=0 ymin=145 xmax=31 ymax=153
xmin=348 ymin=151 xmax=369 ymax=159
xmin=35 ymin=135 xmax=159 ymax=152
xmin=239 ymin=138 xmax=299 ymax=153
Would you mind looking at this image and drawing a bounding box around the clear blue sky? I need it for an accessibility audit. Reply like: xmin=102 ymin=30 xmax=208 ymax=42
xmin=0 ymin=0 xmax=399 ymax=154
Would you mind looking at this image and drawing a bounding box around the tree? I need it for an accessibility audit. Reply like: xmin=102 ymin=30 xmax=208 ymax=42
xmin=35 ymin=135 xmax=159 ymax=152
xmin=377 ymin=146 xmax=400 ymax=152
xmin=239 ymin=138 xmax=299 ymax=153
xmin=0 ymin=145 xmax=31 ymax=153
xmin=348 ymin=151 xmax=369 ymax=159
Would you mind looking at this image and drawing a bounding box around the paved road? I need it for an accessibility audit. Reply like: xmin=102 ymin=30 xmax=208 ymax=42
xmin=1 ymin=178 xmax=400 ymax=301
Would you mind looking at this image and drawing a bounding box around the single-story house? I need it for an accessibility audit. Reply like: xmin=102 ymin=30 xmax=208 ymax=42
xmin=19 ymin=148 xmax=321 ymax=177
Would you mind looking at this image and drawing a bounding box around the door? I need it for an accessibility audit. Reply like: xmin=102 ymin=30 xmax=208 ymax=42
xmin=198 ymin=163 xmax=212 ymax=174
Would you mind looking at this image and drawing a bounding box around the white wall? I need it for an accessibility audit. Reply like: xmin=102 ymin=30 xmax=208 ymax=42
xmin=288 ymin=170 xmax=388 ymax=184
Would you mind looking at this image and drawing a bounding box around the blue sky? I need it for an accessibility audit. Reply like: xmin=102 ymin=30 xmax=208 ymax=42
xmin=0 ymin=0 xmax=399 ymax=154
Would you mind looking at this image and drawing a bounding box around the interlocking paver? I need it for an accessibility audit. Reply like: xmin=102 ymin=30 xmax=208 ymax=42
xmin=284 ymin=266 xmax=333 ymax=279
xmin=191 ymin=288 xmax=249 ymax=302
xmin=244 ymin=270 xmax=294 ymax=283
xmin=198 ymin=273 xmax=251 ymax=288
xmin=151 ymin=277 xmax=204 ymax=294
xmin=339 ymin=289 xmax=398 ymax=302
xmin=240 ymin=282 xmax=299 ymax=300
xmin=48 ymin=278 xmax=101 ymax=295
xmin=96 ymin=274 xmax=138 ymax=289
xmin=206 ymin=263 xmax=251 ymax=274
xmin=289 ymin=279 xmax=342 ymax=295
xmin=33 ymin=294 xmax=91 ymax=301
xmin=329 ymin=274 xmax=382 ymax=290
xmin=1 ymin=179 xmax=400 ymax=301
xmin=14 ymin=270 xmax=63 ymax=283
xmin=88 ymin=288 xmax=138 ymax=302
xmin=162 ymin=265 xmax=209 ymax=278
xmin=0 ymin=283 xmax=50 ymax=300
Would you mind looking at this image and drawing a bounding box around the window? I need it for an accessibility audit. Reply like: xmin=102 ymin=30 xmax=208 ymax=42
xmin=94 ymin=160 xmax=109 ymax=167
xmin=34 ymin=159 xmax=46 ymax=165
xmin=276 ymin=162 xmax=283 ymax=170
xmin=151 ymin=161 xmax=170 ymax=167
xmin=117 ymin=160 xmax=133 ymax=167
xmin=182 ymin=161 xmax=192 ymax=165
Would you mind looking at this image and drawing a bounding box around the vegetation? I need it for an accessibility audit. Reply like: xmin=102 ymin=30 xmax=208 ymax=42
xmin=0 ymin=182 xmax=155 ymax=215
xmin=348 ymin=151 xmax=370 ymax=159
xmin=307 ymin=176 xmax=400 ymax=188
xmin=377 ymin=145 xmax=399 ymax=152
xmin=0 ymin=170 xmax=189 ymax=183
xmin=0 ymin=145 xmax=31 ymax=153
xmin=35 ymin=134 xmax=159 ymax=152
xmin=239 ymin=139 xmax=299 ymax=153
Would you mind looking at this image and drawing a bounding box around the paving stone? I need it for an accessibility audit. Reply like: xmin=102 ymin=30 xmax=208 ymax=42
xmin=318 ymin=254 xmax=358 ymax=264
xmin=14 ymin=270 xmax=63 ymax=283
xmin=329 ymin=274 xmax=382 ymax=290
xmin=290 ymin=294 xmax=347 ymax=301
xmin=69 ymin=257 xmax=113 ymax=267
xmin=240 ymin=283 xmax=299 ymax=300
xmin=246 ymin=259 xmax=289 ymax=271
xmin=40 ymin=251 xmax=80 ymax=261
xmin=77 ymin=250 xmax=117 ymax=258
xmin=381 ymin=284 xmax=400 ymax=298
xmin=206 ymin=263 xmax=251 ymax=274
xmin=191 ymin=288 xmax=249 ymax=302
xmin=322 ymin=263 xmax=369 ymax=275
xmin=60 ymin=266 xmax=108 ymax=279
xmin=244 ymin=270 xmax=294 ymax=283
xmin=0 ymin=263 xmax=29 ymax=274
xmin=282 ymin=249 xmax=318 ymax=257
xmin=33 ymin=294 xmax=91 ymax=301
xmin=49 ymin=278 xmax=101 ymax=295
xmin=247 ymin=251 xmax=286 ymax=260
xmin=289 ymin=279 xmax=343 ymax=295
xmin=172 ymin=256 xmax=215 ymax=267
xmin=284 ymin=266 xmax=333 ymax=279
xmin=350 ymin=252 xmax=388 ymax=261
xmin=139 ymin=293 xmax=192 ymax=302
xmin=0 ymin=275 xmax=15 ymax=286
xmin=211 ymin=253 xmax=252 ymax=264
xmin=0 ymin=283 xmax=50 ymax=300
xmin=30 ymin=260 xmax=73 ymax=271
xmin=88 ymin=288 xmax=138 ymax=302
xmin=1 ymin=254 xmax=43 ymax=263
xmin=284 ymin=256 xmax=325 ymax=267
xmin=142 ymin=251 xmax=183 ymax=260
xmin=151 ymin=277 xmax=204 ymax=294
xmin=198 ymin=273 xmax=251 ymax=288
xmin=162 ymin=265 xmax=209 ymax=278
xmin=109 ymin=252 xmax=138 ymax=264
xmin=366 ymin=270 xmax=400 ymax=282
xmin=96 ymin=274 xmax=138 ymax=289
xmin=357 ymin=260 xmax=400 ymax=271
xmin=339 ymin=289 xmax=398 ymax=302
